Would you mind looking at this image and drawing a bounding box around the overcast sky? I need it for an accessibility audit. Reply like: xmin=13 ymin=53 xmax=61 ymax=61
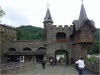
xmin=0 ymin=0 xmax=100 ymax=28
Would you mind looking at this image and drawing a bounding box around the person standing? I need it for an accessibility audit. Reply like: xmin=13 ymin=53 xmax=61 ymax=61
xmin=75 ymin=57 xmax=85 ymax=75
xmin=50 ymin=59 xmax=53 ymax=66
xmin=41 ymin=59 xmax=46 ymax=69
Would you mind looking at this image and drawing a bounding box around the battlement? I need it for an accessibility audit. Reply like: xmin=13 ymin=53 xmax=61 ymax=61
xmin=69 ymin=25 xmax=73 ymax=30
xmin=46 ymin=24 xmax=73 ymax=31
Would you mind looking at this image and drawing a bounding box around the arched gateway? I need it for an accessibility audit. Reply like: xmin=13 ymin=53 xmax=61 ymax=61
xmin=55 ymin=50 xmax=69 ymax=65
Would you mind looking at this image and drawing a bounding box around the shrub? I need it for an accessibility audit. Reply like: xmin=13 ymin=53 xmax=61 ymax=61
xmin=88 ymin=56 xmax=95 ymax=63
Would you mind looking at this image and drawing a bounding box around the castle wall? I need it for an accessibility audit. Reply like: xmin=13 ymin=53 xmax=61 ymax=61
xmin=11 ymin=40 xmax=46 ymax=51
xmin=0 ymin=35 xmax=12 ymax=58
xmin=0 ymin=24 xmax=17 ymax=41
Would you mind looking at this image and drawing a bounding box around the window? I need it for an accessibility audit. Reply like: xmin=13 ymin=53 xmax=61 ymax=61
xmin=56 ymin=32 xmax=66 ymax=42
xmin=84 ymin=31 xmax=88 ymax=38
xmin=5 ymin=29 xmax=6 ymax=34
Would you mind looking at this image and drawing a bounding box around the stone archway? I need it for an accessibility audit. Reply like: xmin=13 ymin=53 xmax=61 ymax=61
xmin=22 ymin=47 xmax=32 ymax=62
xmin=22 ymin=47 xmax=32 ymax=51
xmin=8 ymin=48 xmax=16 ymax=51
xmin=55 ymin=50 xmax=69 ymax=65
xmin=7 ymin=48 xmax=17 ymax=62
xmin=35 ymin=47 xmax=46 ymax=62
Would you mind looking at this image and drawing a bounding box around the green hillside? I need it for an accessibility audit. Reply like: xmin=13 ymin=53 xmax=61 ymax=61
xmin=16 ymin=25 xmax=43 ymax=40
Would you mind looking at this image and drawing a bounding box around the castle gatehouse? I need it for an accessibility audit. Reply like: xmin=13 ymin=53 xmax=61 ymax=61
xmin=0 ymin=1 xmax=96 ymax=64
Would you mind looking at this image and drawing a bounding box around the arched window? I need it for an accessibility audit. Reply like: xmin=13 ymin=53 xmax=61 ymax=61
xmin=22 ymin=47 xmax=32 ymax=51
xmin=8 ymin=48 xmax=16 ymax=51
xmin=37 ymin=47 xmax=46 ymax=51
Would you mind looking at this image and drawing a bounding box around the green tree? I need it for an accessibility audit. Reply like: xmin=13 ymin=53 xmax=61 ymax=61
xmin=16 ymin=25 xmax=43 ymax=40
xmin=16 ymin=29 xmax=23 ymax=40
xmin=0 ymin=6 xmax=5 ymax=17
xmin=88 ymin=39 xmax=100 ymax=54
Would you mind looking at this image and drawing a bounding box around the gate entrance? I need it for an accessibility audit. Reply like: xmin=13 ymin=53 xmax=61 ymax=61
xmin=55 ymin=50 xmax=69 ymax=65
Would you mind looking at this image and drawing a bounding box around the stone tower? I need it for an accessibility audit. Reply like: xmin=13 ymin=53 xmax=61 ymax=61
xmin=70 ymin=1 xmax=96 ymax=62
xmin=43 ymin=4 xmax=53 ymax=40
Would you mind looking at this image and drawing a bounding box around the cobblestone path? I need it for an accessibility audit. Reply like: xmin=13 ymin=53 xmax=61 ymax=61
xmin=14 ymin=63 xmax=98 ymax=75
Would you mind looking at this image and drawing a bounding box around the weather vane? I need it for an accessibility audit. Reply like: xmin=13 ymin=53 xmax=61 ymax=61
xmin=47 ymin=1 xmax=49 ymax=8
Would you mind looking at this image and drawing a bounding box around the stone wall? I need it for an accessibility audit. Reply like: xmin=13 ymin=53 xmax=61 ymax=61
xmin=85 ymin=58 xmax=100 ymax=74
xmin=0 ymin=24 xmax=17 ymax=41
xmin=1 ymin=62 xmax=35 ymax=75
xmin=1 ymin=35 xmax=12 ymax=58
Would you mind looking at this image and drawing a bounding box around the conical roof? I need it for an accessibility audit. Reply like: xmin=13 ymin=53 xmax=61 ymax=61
xmin=43 ymin=7 xmax=53 ymax=23
xmin=72 ymin=1 xmax=96 ymax=31
xmin=78 ymin=2 xmax=88 ymax=24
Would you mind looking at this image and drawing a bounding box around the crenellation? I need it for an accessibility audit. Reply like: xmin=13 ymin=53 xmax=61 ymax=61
xmin=69 ymin=25 xmax=73 ymax=30
xmin=64 ymin=25 xmax=69 ymax=30
xmin=52 ymin=25 xmax=57 ymax=30
xmin=64 ymin=25 xmax=68 ymax=27
xmin=57 ymin=25 xmax=63 ymax=31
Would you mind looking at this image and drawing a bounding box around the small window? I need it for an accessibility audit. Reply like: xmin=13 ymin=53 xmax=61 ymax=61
xmin=84 ymin=31 xmax=88 ymax=38
xmin=5 ymin=29 xmax=6 ymax=34
xmin=48 ymin=16 xmax=51 ymax=19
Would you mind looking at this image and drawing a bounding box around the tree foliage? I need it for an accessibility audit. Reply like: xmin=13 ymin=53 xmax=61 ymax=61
xmin=16 ymin=25 xmax=43 ymax=40
xmin=88 ymin=28 xmax=100 ymax=54
xmin=88 ymin=56 xmax=95 ymax=63
xmin=0 ymin=6 xmax=5 ymax=18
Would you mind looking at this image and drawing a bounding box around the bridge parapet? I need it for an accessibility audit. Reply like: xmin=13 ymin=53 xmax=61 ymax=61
xmin=85 ymin=57 xmax=100 ymax=74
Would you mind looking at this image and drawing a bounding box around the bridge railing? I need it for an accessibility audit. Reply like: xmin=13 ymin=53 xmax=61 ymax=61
xmin=85 ymin=57 xmax=100 ymax=74
xmin=0 ymin=61 xmax=35 ymax=75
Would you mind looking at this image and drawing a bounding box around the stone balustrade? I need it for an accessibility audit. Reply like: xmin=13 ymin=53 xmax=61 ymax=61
xmin=0 ymin=61 xmax=35 ymax=75
xmin=85 ymin=58 xmax=100 ymax=74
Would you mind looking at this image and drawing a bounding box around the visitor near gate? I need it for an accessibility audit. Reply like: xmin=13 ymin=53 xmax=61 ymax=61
xmin=50 ymin=59 xmax=53 ymax=66
xmin=75 ymin=57 xmax=85 ymax=75
xmin=41 ymin=59 xmax=46 ymax=69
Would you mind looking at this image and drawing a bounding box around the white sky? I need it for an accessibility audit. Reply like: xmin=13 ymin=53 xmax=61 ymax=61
xmin=0 ymin=0 xmax=100 ymax=28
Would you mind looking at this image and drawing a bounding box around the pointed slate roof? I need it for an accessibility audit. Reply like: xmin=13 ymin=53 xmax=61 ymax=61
xmin=78 ymin=2 xmax=88 ymax=25
xmin=43 ymin=7 xmax=53 ymax=23
xmin=72 ymin=1 xmax=96 ymax=31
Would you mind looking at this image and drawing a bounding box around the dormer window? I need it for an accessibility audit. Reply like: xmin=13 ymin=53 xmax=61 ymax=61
xmin=48 ymin=16 xmax=51 ymax=19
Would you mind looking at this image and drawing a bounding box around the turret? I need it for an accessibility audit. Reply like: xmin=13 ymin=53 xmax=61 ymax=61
xmin=71 ymin=0 xmax=97 ymax=60
xmin=43 ymin=3 xmax=53 ymax=28
xmin=43 ymin=3 xmax=54 ymax=40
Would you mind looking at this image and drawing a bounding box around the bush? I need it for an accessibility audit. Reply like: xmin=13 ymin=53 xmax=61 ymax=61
xmin=88 ymin=56 xmax=95 ymax=63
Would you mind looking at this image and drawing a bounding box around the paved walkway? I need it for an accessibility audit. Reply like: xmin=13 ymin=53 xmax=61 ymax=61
xmin=14 ymin=63 xmax=98 ymax=75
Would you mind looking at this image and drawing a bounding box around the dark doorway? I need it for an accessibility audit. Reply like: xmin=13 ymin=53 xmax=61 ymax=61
xmin=7 ymin=56 xmax=17 ymax=62
xmin=35 ymin=55 xmax=44 ymax=62
xmin=35 ymin=47 xmax=46 ymax=62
